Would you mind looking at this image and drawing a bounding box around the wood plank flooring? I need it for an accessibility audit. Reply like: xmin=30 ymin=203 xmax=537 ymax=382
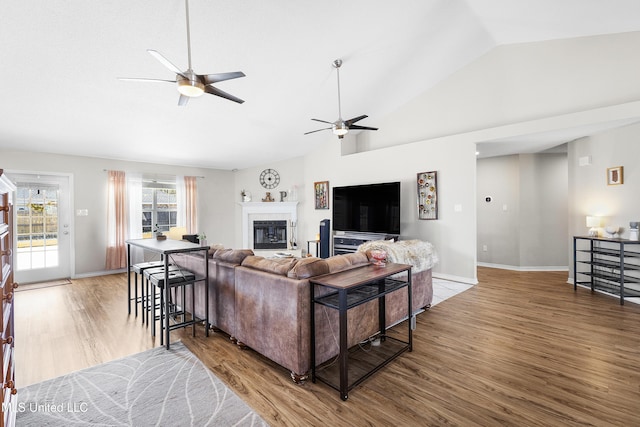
xmin=15 ymin=268 xmax=640 ymax=426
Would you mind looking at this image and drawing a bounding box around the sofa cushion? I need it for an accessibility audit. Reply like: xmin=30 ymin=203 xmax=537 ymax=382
xmin=325 ymin=252 xmax=369 ymax=273
xmin=241 ymin=256 xmax=298 ymax=276
xmin=207 ymin=244 xmax=226 ymax=257
xmin=213 ymin=248 xmax=254 ymax=264
xmin=288 ymin=257 xmax=329 ymax=279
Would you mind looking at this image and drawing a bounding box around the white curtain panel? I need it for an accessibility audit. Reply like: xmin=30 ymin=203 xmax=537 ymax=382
xmin=176 ymin=175 xmax=186 ymax=228
xmin=127 ymin=172 xmax=143 ymax=264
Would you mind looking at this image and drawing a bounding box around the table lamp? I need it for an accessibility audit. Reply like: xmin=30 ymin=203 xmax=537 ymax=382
xmin=586 ymin=216 xmax=601 ymax=237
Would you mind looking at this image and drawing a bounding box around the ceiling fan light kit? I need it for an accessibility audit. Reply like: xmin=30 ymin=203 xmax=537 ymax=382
xmin=332 ymin=122 xmax=348 ymax=137
xmin=304 ymin=58 xmax=379 ymax=140
xmin=177 ymin=75 xmax=205 ymax=97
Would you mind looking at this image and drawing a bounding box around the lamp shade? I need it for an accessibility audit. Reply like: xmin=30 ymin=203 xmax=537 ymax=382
xmin=586 ymin=216 xmax=601 ymax=227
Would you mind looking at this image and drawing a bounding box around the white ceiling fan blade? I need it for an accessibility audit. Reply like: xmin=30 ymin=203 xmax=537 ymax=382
xmin=118 ymin=77 xmax=176 ymax=83
xmin=147 ymin=49 xmax=186 ymax=78
xmin=204 ymin=86 xmax=244 ymax=104
xmin=178 ymin=95 xmax=190 ymax=106
xmin=304 ymin=127 xmax=332 ymax=135
xmin=201 ymin=72 xmax=246 ymax=85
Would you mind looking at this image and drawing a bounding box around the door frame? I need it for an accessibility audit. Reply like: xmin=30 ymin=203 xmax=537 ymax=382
xmin=7 ymin=170 xmax=75 ymax=283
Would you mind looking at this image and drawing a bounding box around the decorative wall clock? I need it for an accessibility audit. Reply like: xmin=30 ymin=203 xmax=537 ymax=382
xmin=259 ymin=168 xmax=280 ymax=189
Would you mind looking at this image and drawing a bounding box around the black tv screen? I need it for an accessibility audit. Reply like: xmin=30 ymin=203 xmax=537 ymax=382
xmin=332 ymin=182 xmax=401 ymax=235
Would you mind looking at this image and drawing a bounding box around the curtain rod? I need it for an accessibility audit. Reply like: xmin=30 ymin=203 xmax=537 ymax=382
xmin=102 ymin=169 xmax=205 ymax=178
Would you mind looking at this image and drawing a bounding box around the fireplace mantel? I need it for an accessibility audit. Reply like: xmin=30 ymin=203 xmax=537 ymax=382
xmin=239 ymin=202 xmax=298 ymax=249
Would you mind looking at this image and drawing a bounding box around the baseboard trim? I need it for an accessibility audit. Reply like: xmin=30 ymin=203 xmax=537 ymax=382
xmin=477 ymin=262 xmax=568 ymax=272
xmin=73 ymin=269 xmax=126 ymax=279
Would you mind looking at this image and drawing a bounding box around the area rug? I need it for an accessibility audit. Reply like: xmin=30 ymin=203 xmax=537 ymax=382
xmin=17 ymin=342 xmax=268 ymax=426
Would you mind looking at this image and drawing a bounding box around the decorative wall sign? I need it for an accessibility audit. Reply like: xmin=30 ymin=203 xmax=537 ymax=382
xmin=314 ymin=181 xmax=329 ymax=209
xmin=607 ymin=166 xmax=623 ymax=185
xmin=417 ymin=171 xmax=437 ymax=220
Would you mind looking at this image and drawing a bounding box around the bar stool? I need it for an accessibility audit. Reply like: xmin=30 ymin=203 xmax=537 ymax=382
xmin=130 ymin=260 xmax=164 ymax=317
xmin=142 ymin=265 xmax=180 ymax=324
xmin=148 ymin=268 xmax=196 ymax=345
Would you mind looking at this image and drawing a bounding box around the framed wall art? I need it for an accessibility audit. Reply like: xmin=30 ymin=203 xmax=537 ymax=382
xmin=314 ymin=181 xmax=329 ymax=209
xmin=417 ymin=171 xmax=437 ymax=220
xmin=607 ymin=166 xmax=623 ymax=185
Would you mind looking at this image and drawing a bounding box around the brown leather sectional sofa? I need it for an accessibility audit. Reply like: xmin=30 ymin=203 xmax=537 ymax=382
xmin=172 ymin=248 xmax=433 ymax=383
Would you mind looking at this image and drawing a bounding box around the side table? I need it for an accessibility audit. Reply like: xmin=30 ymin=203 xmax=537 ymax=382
xmin=310 ymin=262 xmax=412 ymax=400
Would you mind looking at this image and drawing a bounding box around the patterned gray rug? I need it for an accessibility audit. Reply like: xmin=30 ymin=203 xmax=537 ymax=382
xmin=17 ymin=342 xmax=268 ymax=426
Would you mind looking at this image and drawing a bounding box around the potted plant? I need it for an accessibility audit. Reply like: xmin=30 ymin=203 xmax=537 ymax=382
xmin=198 ymin=232 xmax=207 ymax=246
xmin=154 ymin=224 xmax=166 ymax=241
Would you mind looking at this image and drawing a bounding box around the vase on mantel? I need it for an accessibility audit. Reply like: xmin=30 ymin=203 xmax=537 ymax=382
xmin=288 ymin=186 xmax=298 ymax=202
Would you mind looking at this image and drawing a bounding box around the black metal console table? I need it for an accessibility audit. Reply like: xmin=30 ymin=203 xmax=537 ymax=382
xmin=126 ymin=238 xmax=209 ymax=349
xmin=310 ymin=262 xmax=412 ymax=400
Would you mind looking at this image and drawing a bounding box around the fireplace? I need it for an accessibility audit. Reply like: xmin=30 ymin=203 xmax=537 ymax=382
xmin=239 ymin=202 xmax=298 ymax=252
xmin=253 ymin=220 xmax=287 ymax=250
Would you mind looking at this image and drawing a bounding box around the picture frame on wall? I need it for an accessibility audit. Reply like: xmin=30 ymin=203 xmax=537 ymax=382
xmin=417 ymin=171 xmax=437 ymax=220
xmin=607 ymin=166 xmax=623 ymax=185
xmin=314 ymin=181 xmax=329 ymax=209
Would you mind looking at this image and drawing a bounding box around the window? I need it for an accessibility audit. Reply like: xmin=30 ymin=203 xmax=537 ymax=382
xmin=14 ymin=183 xmax=60 ymax=269
xmin=142 ymin=181 xmax=177 ymax=238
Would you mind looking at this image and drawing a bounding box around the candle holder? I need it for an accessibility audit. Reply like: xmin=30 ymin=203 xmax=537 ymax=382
xmin=289 ymin=221 xmax=297 ymax=249
xmin=370 ymin=250 xmax=387 ymax=266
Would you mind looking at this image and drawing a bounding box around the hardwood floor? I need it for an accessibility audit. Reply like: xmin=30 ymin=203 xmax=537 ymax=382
xmin=15 ymin=268 xmax=640 ymax=426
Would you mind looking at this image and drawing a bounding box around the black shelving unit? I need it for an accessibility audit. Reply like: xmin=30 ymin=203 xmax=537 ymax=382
xmin=573 ymin=236 xmax=640 ymax=305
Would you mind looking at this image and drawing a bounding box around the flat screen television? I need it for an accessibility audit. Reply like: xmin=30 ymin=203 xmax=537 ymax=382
xmin=332 ymin=181 xmax=401 ymax=235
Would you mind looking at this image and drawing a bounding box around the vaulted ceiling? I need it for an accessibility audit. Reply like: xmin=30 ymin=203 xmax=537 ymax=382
xmin=2 ymin=0 xmax=640 ymax=169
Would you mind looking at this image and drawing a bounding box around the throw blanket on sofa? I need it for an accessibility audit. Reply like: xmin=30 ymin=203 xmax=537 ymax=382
xmin=357 ymin=239 xmax=438 ymax=273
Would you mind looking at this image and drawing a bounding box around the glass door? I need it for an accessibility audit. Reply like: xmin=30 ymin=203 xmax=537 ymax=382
xmin=10 ymin=173 xmax=71 ymax=283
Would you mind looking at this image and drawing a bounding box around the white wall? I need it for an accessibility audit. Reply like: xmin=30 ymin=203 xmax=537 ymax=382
xmin=359 ymin=31 xmax=640 ymax=152
xmin=568 ymin=123 xmax=640 ymax=280
xmin=477 ymin=153 xmax=568 ymax=270
xmin=231 ymin=156 xmax=307 ymax=248
xmin=518 ymin=153 xmax=568 ymax=268
xmin=235 ymin=133 xmax=479 ymax=283
xmin=0 ymin=149 xmax=235 ymax=277
xmin=477 ymin=155 xmax=521 ymax=266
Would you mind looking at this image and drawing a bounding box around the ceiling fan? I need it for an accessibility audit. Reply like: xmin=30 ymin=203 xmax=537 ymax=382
xmin=304 ymin=59 xmax=378 ymax=139
xmin=119 ymin=0 xmax=245 ymax=106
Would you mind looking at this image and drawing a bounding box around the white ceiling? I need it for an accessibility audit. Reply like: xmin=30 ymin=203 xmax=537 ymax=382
xmin=2 ymin=0 xmax=640 ymax=170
